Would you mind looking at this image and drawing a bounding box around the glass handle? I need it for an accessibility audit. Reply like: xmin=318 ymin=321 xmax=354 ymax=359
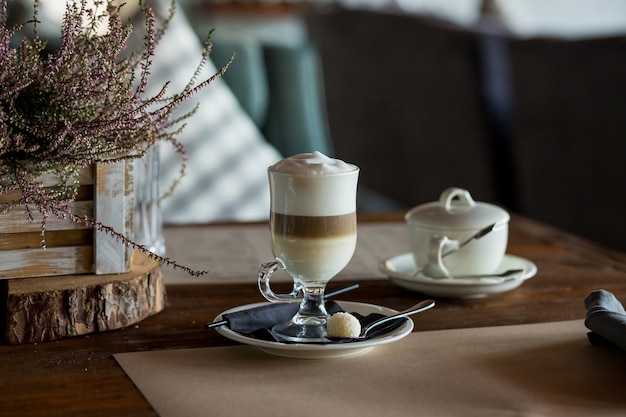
xmin=258 ymin=260 xmax=303 ymax=302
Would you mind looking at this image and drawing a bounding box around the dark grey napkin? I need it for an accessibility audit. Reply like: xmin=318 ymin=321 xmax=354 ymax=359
xmin=220 ymin=300 xmax=406 ymax=343
xmin=584 ymin=289 xmax=626 ymax=350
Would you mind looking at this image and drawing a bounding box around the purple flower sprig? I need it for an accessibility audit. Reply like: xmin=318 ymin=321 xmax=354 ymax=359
xmin=0 ymin=0 xmax=230 ymax=276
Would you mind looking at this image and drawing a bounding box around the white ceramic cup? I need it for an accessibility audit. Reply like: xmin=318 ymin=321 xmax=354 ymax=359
xmin=405 ymin=188 xmax=509 ymax=278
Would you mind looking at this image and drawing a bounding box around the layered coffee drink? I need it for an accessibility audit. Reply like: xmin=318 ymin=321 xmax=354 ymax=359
xmin=268 ymin=152 xmax=359 ymax=286
xmin=259 ymin=152 xmax=359 ymax=341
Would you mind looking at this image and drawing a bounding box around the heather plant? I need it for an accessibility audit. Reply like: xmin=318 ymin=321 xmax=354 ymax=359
xmin=0 ymin=0 xmax=228 ymax=275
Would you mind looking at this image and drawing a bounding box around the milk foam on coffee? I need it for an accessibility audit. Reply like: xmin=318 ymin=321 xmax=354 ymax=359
xmin=269 ymin=151 xmax=356 ymax=175
xmin=268 ymin=152 xmax=358 ymax=217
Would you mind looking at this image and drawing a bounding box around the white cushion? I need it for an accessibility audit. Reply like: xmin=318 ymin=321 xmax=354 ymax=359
xmin=143 ymin=6 xmax=282 ymax=223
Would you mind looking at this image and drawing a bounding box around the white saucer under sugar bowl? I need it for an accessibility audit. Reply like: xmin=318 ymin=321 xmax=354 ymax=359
xmin=405 ymin=187 xmax=510 ymax=278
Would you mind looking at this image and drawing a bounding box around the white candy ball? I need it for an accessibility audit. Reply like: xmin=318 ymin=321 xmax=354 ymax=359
xmin=327 ymin=312 xmax=361 ymax=338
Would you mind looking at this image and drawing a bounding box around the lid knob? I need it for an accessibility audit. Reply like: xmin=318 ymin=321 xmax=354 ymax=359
xmin=439 ymin=187 xmax=476 ymax=212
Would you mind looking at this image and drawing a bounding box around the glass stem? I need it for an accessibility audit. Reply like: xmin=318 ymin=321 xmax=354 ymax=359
xmin=294 ymin=284 xmax=328 ymax=327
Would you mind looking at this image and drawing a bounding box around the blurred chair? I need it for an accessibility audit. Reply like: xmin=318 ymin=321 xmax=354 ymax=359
xmin=211 ymin=40 xmax=334 ymax=157
xmin=304 ymin=7 xmax=626 ymax=250
xmin=507 ymin=35 xmax=626 ymax=250
xmin=305 ymin=9 xmax=500 ymax=208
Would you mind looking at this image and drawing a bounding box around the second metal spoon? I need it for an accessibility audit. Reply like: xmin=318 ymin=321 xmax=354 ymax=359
xmin=360 ymin=299 xmax=435 ymax=338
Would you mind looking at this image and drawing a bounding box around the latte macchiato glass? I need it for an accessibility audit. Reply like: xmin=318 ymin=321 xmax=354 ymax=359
xmin=258 ymin=152 xmax=359 ymax=342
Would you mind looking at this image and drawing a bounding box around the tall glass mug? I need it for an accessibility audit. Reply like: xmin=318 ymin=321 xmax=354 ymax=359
xmin=258 ymin=152 xmax=359 ymax=342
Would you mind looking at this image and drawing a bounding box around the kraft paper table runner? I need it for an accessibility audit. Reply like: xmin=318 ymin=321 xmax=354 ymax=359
xmin=114 ymin=320 xmax=626 ymax=417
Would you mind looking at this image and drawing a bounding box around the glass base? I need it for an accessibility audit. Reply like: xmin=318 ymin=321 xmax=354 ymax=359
xmin=270 ymin=317 xmax=329 ymax=343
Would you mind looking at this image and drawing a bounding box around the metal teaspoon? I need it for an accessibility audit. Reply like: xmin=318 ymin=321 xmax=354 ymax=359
xmin=359 ymin=299 xmax=435 ymax=338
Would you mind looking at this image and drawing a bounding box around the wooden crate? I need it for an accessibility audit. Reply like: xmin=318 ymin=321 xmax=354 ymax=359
xmin=0 ymin=162 xmax=134 ymax=279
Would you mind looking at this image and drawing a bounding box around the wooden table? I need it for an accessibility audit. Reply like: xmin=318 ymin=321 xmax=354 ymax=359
xmin=2 ymin=213 xmax=626 ymax=416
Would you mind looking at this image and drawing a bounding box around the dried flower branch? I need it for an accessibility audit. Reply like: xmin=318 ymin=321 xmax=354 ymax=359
xmin=0 ymin=0 xmax=231 ymax=275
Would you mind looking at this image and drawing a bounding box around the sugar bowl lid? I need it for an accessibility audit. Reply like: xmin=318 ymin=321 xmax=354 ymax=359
xmin=405 ymin=188 xmax=509 ymax=230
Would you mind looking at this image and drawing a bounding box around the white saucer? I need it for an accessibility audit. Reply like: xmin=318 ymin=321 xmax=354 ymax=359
xmin=380 ymin=253 xmax=537 ymax=298
xmin=215 ymin=301 xmax=414 ymax=359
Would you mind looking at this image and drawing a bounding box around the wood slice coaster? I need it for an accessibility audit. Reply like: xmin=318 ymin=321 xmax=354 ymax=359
xmin=1 ymin=251 xmax=165 ymax=344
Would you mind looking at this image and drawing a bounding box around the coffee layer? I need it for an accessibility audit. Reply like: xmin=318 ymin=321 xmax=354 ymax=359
xmin=271 ymin=213 xmax=356 ymax=238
